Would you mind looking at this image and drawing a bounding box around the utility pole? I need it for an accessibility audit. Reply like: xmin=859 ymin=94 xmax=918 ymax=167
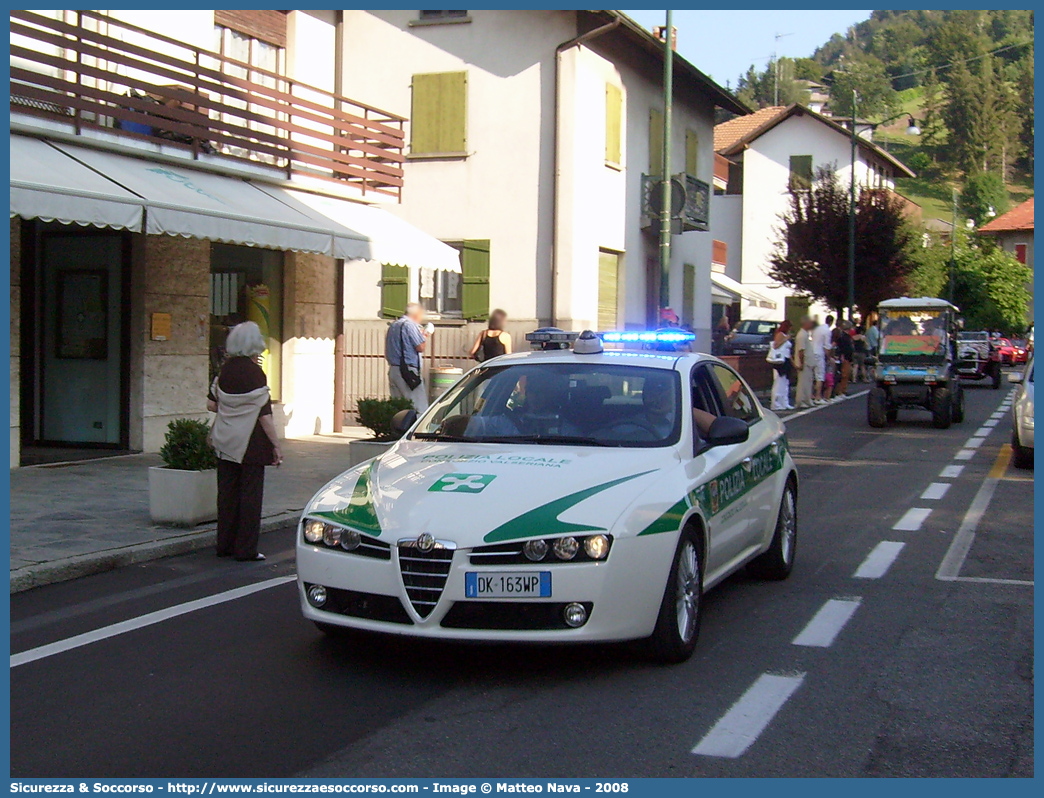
xmin=658 ymin=8 xmax=673 ymax=315
xmin=773 ymin=32 xmax=793 ymax=106
xmin=847 ymin=89 xmax=857 ymax=322
xmin=949 ymin=188 xmax=958 ymax=302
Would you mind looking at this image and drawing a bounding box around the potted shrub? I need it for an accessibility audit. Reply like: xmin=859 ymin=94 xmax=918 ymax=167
xmin=149 ymin=418 xmax=219 ymax=526
xmin=347 ymin=397 xmax=414 ymax=467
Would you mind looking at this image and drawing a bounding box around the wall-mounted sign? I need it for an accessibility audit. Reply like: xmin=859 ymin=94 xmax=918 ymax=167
xmin=151 ymin=312 xmax=172 ymax=342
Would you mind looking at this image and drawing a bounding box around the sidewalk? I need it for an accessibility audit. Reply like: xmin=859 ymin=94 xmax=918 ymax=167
xmin=9 ymin=431 xmax=370 ymax=593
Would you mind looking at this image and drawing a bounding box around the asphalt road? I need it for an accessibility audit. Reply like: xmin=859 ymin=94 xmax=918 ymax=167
xmin=10 ymin=379 xmax=1033 ymax=778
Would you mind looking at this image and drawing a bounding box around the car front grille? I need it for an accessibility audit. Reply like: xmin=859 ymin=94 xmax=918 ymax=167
xmin=318 ymin=586 xmax=413 ymax=625
xmin=440 ymin=601 xmax=595 ymax=631
xmin=397 ymin=539 xmax=455 ymax=618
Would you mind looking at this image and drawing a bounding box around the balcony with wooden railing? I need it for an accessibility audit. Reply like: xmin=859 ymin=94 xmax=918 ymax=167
xmin=9 ymin=10 xmax=406 ymax=198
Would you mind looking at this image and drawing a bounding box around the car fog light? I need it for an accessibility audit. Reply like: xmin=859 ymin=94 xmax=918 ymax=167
xmin=563 ymin=602 xmax=588 ymax=628
xmin=322 ymin=524 xmax=341 ymax=547
xmin=584 ymin=534 xmax=610 ymax=560
xmin=303 ymin=519 xmax=325 ymax=544
xmin=307 ymin=584 xmax=328 ymax=608
xmin=553 ymin=536 xmax=579 ymax=560
xmin=340 ymin=529 xmax=362 ymax=551
xmin=523 ymin=539 xmax=548 ymax=561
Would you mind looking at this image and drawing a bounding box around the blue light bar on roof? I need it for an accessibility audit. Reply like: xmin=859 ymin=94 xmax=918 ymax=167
xmin=525 ymin=328 xmax=580 ymax=343
xmin=600 ymin=330 xmax=696 ymax=344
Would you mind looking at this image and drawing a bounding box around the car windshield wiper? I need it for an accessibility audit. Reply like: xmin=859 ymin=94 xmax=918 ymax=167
xmin=412 ymin=432 xmax=474 ymax=442
xmin=474 ymin=434 xmax=614 ymax=447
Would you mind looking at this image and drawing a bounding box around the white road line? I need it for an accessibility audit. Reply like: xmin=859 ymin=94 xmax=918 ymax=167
xmin=691 ymin=672 xmax=806 ymax=758
xmin=792 ymin=598 xmax=862 ymax=647
xmin=937 ymin=448 xmax=1007 ymax=582
xmin=949 ymin=575 xmax=1034 ymax=586
xmin=955 ymin=449 xmax=975 ymax=461
xmin=893 ymin=507 xmax=932 ymax=531
xmin=983 ymin=419 xmax=1000 ymax=428
xmin=781 ymin=389 xmax=869 ymax=422
xmin=10 ymin=576 xmax=295 ymax=668
xmin=940 ymin=465 xmax=964 ymax=478
xmin=973 ymin=427 xmax=990 ymax=437
xmin=853 ymin=541 xmax=906 ymax=579
xmin=963 ymin=436 xmax=985 ymax=449
xmin=920 ymin=482 xmax=951 ymax=500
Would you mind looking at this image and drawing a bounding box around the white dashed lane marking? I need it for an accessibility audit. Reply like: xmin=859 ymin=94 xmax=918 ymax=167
xmin=940 ymin=464 xmax=964 ymax=478
xmin=893 ymin=507 xmax=932 ymax=531
xmin=982 ymin=419 xmax=1000 ymax=428
xmin=692 ymin=673 xmax=806 ymax=758
xmin=955 ymin=449 xmax=975 ymax=461
xmin=854 ymin=541 xmax=906 ymax=579
xmin=963 ymin=437 xmax=985 ymax=449
xmin=973 ymin=427 xmax=990 ymax=437
xmin=792 ymin=598 xmax=862 ymax=647
xmin=920 ymin=482 xmax=951 ymax=500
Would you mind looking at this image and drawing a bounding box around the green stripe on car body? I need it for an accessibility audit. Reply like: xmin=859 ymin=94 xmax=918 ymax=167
xmin=638 ymin=439 xmax=786 ymax=536
xmin=483 ymin=470 xmax=658 ymax=543
xmin=312 ymin=464 xmax=382 ymax=537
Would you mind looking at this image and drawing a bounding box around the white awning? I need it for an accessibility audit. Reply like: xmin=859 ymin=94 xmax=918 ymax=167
xmin=49 ymin=142 xmax=335 ymax=254
xmin=711 ymin=273 xmax=778 ymax=309
xmin=255 ymin=185 xmax=462 ymax=273
xmin=10 ymin=136 xmax=143 ymax=232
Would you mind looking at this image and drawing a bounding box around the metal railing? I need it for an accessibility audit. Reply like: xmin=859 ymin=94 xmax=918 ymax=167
xmin=10 ymin=10 xmax=406 ymax=197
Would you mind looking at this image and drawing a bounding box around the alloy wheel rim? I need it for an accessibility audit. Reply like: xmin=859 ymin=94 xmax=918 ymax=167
xmin=675 ymin=541 xmax=700 ymax=643
xmin=780 ymin=488 xmax=796 ymax=563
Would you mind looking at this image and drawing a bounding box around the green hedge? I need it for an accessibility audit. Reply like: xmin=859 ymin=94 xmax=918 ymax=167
xmin=160 ymin=418 xmax=219 ymax=471
xmin=356 ymin=397 xmax=414 ymax=441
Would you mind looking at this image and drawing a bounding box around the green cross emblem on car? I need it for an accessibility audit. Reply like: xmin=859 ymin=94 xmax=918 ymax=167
xmin=429 ymin=473 xmax=497 ymax=493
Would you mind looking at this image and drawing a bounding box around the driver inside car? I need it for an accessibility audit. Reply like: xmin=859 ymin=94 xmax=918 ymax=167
xmin=515 ymin=371 xmax=581 ymax=437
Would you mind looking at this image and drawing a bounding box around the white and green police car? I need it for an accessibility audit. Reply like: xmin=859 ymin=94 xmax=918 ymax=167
xmin=297 ymin=330 xmax=798 ymax=662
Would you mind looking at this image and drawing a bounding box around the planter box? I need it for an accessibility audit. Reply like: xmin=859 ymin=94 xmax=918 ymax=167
xmin=347 ymin=439 xmax=395 ymax=468
xmin=149 ymin=466 xmax=218 ymax=527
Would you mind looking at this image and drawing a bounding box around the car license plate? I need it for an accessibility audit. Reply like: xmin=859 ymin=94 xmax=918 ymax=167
xmin=465 ymin=571 xmax=551 ymax=598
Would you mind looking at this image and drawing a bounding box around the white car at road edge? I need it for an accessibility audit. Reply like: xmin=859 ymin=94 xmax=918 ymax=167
xmin=296 ymin=331 xmax=799 ymax=663
xmin=1010 ymin=357 xmax=1034 ymax=469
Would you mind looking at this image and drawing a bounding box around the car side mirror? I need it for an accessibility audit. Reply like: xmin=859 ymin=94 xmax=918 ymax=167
xmin=390 ymin=408 xmax=418 ymax=438
xmin=705 ymin=415 xmax=749 ymax=447
xmin=1008 ymin=372 xmax=1024 ymax=384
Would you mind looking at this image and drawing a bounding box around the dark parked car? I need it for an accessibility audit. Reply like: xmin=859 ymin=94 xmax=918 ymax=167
xmin=723 ymin=319 xmax=781 ymax=356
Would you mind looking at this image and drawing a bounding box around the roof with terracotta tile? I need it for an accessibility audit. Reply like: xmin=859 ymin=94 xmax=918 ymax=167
xmin=713 ymin=106 xmax=786 ymax=152
xmin=979 ymin=197 xmax=1034 ymax=233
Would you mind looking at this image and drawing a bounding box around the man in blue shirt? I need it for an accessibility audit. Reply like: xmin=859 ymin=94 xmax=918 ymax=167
xmin=385 ymin=303 xmax=431 ymax=412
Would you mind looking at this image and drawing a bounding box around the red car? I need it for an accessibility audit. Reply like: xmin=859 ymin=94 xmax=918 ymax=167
xmin=996 ymin=338 xmax=1029 ymax=366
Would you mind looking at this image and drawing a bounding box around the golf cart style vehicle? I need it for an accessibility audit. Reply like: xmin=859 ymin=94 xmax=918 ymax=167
xmin=955 ymin=330 xmax=1003 ymax=389
xmin=868 ymin=297 xmax=965 ymax=429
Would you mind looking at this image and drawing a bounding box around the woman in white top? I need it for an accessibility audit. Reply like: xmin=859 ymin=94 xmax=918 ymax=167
xmin=768 ymin=319 xmax=795 ymax=411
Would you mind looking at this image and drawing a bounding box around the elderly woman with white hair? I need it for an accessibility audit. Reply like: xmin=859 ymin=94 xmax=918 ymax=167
xmin=206 ymin=321 xmax=282 ymax=561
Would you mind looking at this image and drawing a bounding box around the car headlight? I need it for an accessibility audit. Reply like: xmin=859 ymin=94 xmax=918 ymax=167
xmin=552 ymin=536 xmax=579 ymax=561
xmin=340 ymin=528 xmax=362 ymax=551
xmin=523 ymin=539 xmax=548 ymax=561
xmin=303 ymin=519 xmax=325 ymax=544
xmin=323 ymin=524 xmax=341 ymax=547
xmin=584 ymin=534 xmax=610 ymax=560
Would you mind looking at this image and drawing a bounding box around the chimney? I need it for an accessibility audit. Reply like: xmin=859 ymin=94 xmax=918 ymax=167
xmin=653 ymin=25 xmax=677 ymax=51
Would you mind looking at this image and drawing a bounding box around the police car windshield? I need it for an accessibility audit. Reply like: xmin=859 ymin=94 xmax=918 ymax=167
xmin=413 ymin=363 xmax=682 ymax=448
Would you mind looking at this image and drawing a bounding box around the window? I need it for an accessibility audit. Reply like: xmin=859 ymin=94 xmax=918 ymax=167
xmin=460 ymin=239 xmax=490 ymax=320
xmin=685 ymin=129 xmax=699 ymax=176
xmin=710 ymin=364 xmax=760 ymax=424
xmin=605 ymin=83 xmax=623 ymax=167
xmin=789 ymin=155 xmax=813 ymax=192
xmin=649 ymin=108 xmax=664 ymax=175
xmin=420 ymin=267 xmax=462 ymax=317
xmin=213 ymin=23 xmax=285 ymax=162
xmin=1015 ymin=243 xmax=1028 ymax=264
xmin=380 ymin=263 xmax=409 ymax=319
xmin=382 ymin=240 xmax=488 ymax=320
xmin=410 ymin=72 xmax=468 ymax=156
xmin=598 ymin=250 xmax=620 ymax=330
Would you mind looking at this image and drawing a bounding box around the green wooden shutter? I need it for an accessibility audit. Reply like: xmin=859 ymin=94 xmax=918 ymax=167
xmin=685 ymin=130 xmax=699 ymax=176
xmin=789 ymin=155 xmax=813 ymax=191
xmin=598 ymin=251 xmax=620 ymax=331
xmin=461 ymin=239 xmax=490 ymax=321
xmin=410 ymin=71 xmax=467 ymax=155
xmin=380 ymin=263 xmax=408 ymax=319
xmin=649 ymin=108 xmax=664 ymax=176
xmin=605 ymin=83 xmax=622 ymax=166
xmin=682 ymin=263 xmax=696 ymax=327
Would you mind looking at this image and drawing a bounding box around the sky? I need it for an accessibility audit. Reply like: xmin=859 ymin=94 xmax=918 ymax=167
xmin=621 ymin=9 xmax=873 ymax=90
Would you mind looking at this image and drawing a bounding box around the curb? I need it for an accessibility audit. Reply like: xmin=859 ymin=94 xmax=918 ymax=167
xmin=9 ymin=511 xmax=301 ymax=595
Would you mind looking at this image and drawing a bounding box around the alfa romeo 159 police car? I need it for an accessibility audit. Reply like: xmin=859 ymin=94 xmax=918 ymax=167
xmin=297 ymin=329 xmax=798 ymax=662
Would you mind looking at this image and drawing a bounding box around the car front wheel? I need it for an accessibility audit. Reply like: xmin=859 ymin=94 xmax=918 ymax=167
xmin=748 ymin=478 xmax=797 ymax=580
xmin=1012 ymin=430 xmax=1034 ymax=469
xmin=646 ymin=526 xmax=703 ymax=664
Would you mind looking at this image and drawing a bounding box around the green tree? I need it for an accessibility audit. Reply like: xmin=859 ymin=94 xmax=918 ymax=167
xmin=830 ymin=59 xmax=900 ymax=119
xmin=944 ymin=56 xmax=1023 ymax=176
xmin=793 ymin=58 xmax=824 ymax=82
xmin=736 ymin=59 xmax=811 ymax=109
xmin=960 ymin=172 xmax=1010 ymax=227
xmin=955 ymin=242 xmax=1032 ymax=333
xmin=918 ymin=68 xmax=947 ymax=158
xmin=768 ymin=167 xmax=919 ymax=317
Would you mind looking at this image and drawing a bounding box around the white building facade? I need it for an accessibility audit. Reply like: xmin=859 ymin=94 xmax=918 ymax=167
xmin=711 ymin=105 xmax=916 ymax=325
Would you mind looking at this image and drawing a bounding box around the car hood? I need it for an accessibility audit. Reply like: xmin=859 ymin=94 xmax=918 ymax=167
xmin=303 ymin=439 xmax=674 ymax=547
